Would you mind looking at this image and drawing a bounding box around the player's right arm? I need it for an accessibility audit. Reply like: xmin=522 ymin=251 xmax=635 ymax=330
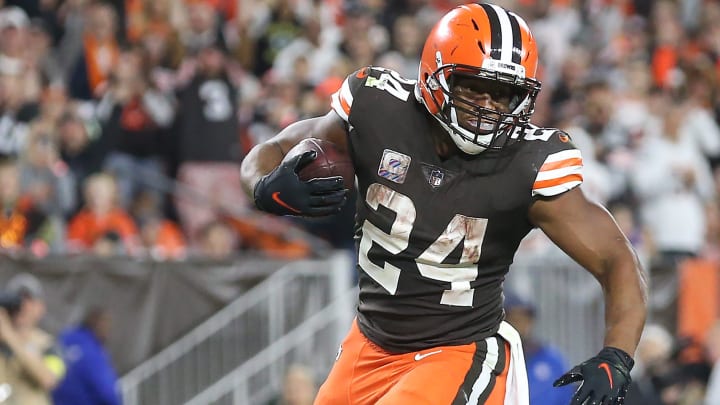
xmin=240 ymin=68 xmax=369 ymax=216
xmin=240 ymin=111 xmax=348 ymax=196
xmin=239 ymin=111 xmax=349 ymax=217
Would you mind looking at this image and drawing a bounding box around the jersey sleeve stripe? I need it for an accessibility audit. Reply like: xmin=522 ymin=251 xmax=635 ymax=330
xmin=339 ymin=79 xmax=354 ymax=106
xmin=330 ymin=79 xmax=353 ymax=122
xmin=535 ymin=164 xmax=583 ymax=181
xmin=539 ymin=157 xmax=582 ymax=172
xmin=532 ymin=149 xmax=583 ymax=197
xmin=330 ymin=92 xmax=350 ymax=121
xmin=339 ymin=93 xmax=351 ymax=114
xmin=532 ymin=180 xmax=583 ymax=197
xmin=533 ymin=173 xmax=583 ymax=190
xmin=543 ymin=149 xmax=581 ymax=161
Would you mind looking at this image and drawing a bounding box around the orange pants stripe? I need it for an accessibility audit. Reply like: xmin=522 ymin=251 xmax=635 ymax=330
xmin=315 ymin=320 xmax=510 ymax=405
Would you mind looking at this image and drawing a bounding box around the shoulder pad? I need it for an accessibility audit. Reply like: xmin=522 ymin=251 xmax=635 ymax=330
xmin=528 ymin=127 xmax=583 ymax=197
xmin=330 ymin=67 xmax=368 ymax=122
xmin=331 ymin=67 xmax=416 ymax=124
xmin=523 ymin=127 xmax=573 ymax=143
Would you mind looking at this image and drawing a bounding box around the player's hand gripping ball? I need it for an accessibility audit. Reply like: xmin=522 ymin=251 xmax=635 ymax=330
xmin=253 ymin=138 xmax=353 ymax=217
xmin=284 ymin=138 xmax=355 ymax=190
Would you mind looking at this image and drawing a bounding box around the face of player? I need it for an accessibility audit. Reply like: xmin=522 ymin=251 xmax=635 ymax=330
xmin=450 ymin=76 xmax=517 ymax=135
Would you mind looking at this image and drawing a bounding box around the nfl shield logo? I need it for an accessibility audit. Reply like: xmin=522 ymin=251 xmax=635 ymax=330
xmin=429 ymin=169 xmax=444 ymax=187
xmin=421 ymin=163 xmax=454 ymax=190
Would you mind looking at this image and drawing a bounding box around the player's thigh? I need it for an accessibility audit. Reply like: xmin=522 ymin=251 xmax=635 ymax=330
xmin=314 ymin=321 xmax=369 ymax=405
xmin=377 ymin=338 xmax=509 ymax=405
xmin=375 ymin=356 xmax=471 ymax=405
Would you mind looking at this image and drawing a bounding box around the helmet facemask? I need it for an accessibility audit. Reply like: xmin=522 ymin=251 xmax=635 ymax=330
xmin=423 ymin=63 xmax=541 ymax=154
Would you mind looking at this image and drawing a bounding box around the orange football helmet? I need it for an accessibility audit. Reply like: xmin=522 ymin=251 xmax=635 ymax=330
xmin=416 ymin=3 xmax=541 ymax=154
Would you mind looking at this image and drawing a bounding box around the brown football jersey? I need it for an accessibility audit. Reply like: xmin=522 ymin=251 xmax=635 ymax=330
xmin=331 ymin=66 xmax=583 ymax=353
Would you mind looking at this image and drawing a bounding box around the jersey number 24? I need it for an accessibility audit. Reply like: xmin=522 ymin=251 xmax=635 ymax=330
xmin=359 ymin=183 xmax=488 ymax=307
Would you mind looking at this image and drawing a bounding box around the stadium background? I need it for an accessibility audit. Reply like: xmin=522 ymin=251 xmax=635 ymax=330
xmin=0 ymin=0 xmax=719 ymax=404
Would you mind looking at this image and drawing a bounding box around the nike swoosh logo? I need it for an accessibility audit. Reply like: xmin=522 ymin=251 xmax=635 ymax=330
xmin=598 ymin=363 xmax=613 ymax=389
xmin=414 ymin=350 xmax=442 ymax=361
xmin=272 ymin=192 xmax=300 ymax=214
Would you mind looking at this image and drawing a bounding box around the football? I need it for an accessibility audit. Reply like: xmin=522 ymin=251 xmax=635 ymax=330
xmin=283 ymin=138 xmax=355 ymax=190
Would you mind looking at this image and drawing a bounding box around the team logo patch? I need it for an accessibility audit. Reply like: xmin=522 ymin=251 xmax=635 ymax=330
xmin=378 ymin=149 xmax=411 ymax=184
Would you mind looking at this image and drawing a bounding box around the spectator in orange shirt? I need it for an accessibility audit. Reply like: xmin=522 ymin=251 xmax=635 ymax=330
xmin=66 ymin=173 xmax=139 ymax=255
xmin=138 ymin=214 xmax=187 ymax=261
xmin=131 ymin=191 xmax=187 ymax=261
xmin=0 ymin=157 xmax=55 ymax=254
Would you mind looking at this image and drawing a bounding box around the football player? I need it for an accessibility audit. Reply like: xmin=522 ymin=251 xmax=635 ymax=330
xmin=240 ymin=3 xmax=647 ymax=404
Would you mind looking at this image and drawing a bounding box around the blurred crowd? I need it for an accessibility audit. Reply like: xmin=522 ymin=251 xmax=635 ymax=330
xmin=0 ymin=0 xmax=719 ymax=403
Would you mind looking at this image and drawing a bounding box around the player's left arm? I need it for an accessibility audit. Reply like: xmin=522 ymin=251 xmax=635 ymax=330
xmin=529 ymin=187 xmax=647 ymax=401
xmin=529 ymin=187 xmax=647 ymax=353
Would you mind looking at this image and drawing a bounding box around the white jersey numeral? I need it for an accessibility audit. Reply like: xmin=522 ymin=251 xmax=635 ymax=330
xmin=416 ymin=214 xmax=487 ymax=306
xmin=364 ymin=72 xmax=412 ymax=101
xmin=359 ymin=183 xmax=415 ymax=294
xmin=524 ymin=128 xmax=554 ymax=141
xmin=359 ymin=183 xmax=488 ymax=306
